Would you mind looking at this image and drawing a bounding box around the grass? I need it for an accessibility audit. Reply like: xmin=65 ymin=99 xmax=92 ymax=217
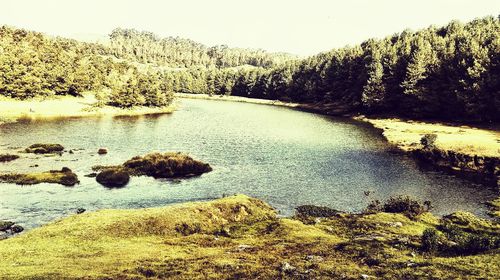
xmin=0 ymin=94 xmax=175 ymax=125
xmin=360 ymin=117 xmax=500 ymax=158
xmin=93 ymin=152 xmax=212 ymax=186
xmin=0 ymin=195 xmax=498 ymax=279
xmin=0 ymin=168 xmax=79 ymax=186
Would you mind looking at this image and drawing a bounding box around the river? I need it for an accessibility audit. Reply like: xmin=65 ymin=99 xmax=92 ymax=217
xmin=0 ymin=98 xmax=496 ymax=229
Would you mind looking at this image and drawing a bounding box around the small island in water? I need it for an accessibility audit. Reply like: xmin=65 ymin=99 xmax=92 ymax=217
xmin=0 ymin=2 xmax=499 ymax=279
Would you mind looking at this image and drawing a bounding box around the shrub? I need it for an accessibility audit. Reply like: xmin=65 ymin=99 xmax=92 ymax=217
xmin=420 ymin=134 xmax=437 ymax=149
xmin=295 ymin=205 xmax=340 ymax=217
xmin=366 ymin=196 xmax=430 ymax=219
xmin=421 ymin=228 xmax=440 ymax=252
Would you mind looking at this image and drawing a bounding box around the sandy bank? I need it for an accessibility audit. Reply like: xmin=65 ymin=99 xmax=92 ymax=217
xmin=359 ymin=117 xmax=500 ymax=158
xmin=0 ymin=95 xmax=174 ymax=125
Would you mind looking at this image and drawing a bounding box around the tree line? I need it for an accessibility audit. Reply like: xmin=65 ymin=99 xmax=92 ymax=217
xmin=0 ymin=26 xmax=172 ymax=107
xmin=0 ymin=16 xmax=499 ymax=122
xmin=106 ymin=28 xmax=297 ymax=68
xmin=169 ymin=16 xmax=499 ymax=122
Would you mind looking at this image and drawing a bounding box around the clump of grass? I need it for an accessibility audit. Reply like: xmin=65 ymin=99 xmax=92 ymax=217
xmin=0 ymin=154 xmax=19 ymax=162
xmin=367 ymin=196 xmax=431 ymax=219
xmin=25 ymin=143 xmax=64 ymax=154
xmin=0 ymin=167 xmax=79 ymax=186
xmin=92 ymin=152 xmax=212 ymax=185
xmin=421 ymin=212 xmax=500 ymax=255
xmin=123 ymin=152 xmax=213 ymax=178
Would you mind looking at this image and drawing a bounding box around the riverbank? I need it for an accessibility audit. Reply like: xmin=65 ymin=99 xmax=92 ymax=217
xmin=177 ymin=93 xmax=500 ymax=187
xmin=359 ymin=117 xmax=500 ymax=187
xmin=0 ymin=194 xmax=498 ymax=279
xmin=0 ymin=95 xmax=175 ymax=125
xmin=175 ymin=93 xmax=301 ymax=108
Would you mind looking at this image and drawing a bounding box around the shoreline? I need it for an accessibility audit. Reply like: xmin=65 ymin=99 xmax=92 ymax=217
xmin=177 ymin=93 xmax=500 ymax=187
xmin=0 ymin=95 xmax=175 ymax=126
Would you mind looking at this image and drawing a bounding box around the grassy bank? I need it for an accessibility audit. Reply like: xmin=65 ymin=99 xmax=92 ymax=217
xmin=360 ymin=117 xmax=500 ymax=158
xmin=0 ymin=195 xmax=498 ymax=279
xmin=0 ymin=94 xmax=175 ymax=125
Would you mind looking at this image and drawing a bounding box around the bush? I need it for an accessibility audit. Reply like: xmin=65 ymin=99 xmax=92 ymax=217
xmin=295 ymin=205 xmax=340 ymax=217
xmin=420 ymin=134 xmax=437 ymax=149
xmin=421 ymin=228 xmax=440 ymax=252
xmin=367 ymin=196 xmax=430 ymax=219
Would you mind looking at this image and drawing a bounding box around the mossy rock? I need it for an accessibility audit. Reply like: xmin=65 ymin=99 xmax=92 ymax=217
xmin=0 ymin=168 xmax=79 ymax=186
xmin=0 ymin=221 xmax=14 ymax=231
xmin=25 ymin=144 xmax=64 ymax=154
xmin=123 ymin=152 xmax=212 ymax=178
xmin=96 ymin=168 xmax=130 ymax=188
xmin=0 ymin=154 xmax=19 ymax=163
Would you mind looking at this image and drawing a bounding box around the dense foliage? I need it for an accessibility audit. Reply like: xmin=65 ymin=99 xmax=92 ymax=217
xmin=1 ymin=16 xmax=499 ymax=122
xmin=0 ymin=26 xmax=173 ymax=108
xmin=107 ymin=28 xmax=297 ymax=68
xmin=168 ymin=16 xmax=499 ymax=122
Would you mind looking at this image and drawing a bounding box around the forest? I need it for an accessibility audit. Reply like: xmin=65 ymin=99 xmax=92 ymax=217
xmin=0 ymin=16 xmax=499 ymax=122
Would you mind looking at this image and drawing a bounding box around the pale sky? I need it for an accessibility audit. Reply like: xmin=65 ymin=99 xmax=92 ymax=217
xmin=1 ymin=0 xmax=499 ymax=55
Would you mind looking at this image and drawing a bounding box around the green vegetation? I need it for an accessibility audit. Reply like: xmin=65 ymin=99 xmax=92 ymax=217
xmin=123 ymin=152 xmax=213 ymax=178
xmin=24 ymin=143 xmax=64 ymax=154
xmin=93 ymin=152 xmax=212 ymax=187
xmin=108 ymin=28 xmax=296 ymax=68
xmin=1 ymin=16 xmax=499 ymax=122
xmin=167 ymin=16 xmax=499 ymax=123
xmin=0 ymin=168 xmax=79 ymax=186
xmin=0 ymin=195 xmax=498 ymax=279
xmin=366 ymin=196 xmax=432 ymax=219
xmin=0 ymin=26 xmax=173 ymax=108
xmin=0 ymin=154 xmax=19 ymax=162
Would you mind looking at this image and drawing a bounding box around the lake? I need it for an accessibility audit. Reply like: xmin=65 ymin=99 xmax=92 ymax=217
xmin=0 ymin=98 xmax=496 ymax=229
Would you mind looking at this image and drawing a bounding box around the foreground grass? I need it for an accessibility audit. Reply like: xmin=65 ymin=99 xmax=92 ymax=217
xmin=0 ymin=195 xmax=498 ymax=279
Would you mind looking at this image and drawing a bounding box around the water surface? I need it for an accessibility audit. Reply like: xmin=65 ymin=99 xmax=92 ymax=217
xmin=0 ymin=98 xmax=496 ymax=229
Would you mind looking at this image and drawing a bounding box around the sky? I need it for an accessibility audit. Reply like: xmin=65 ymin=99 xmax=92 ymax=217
xmin=1 ymin=0 xmax=499 ymax=56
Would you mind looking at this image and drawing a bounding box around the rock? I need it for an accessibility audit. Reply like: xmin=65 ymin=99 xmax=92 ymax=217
xmin=76 ymin=208 xmax=86 ymax=214
xmin=0 ymin=221 xmax=14 ymax=231
xmin=305 ymin=255 xmax=324 ymax=262
xmin=237 ymin=244 xmax=252 ymax=251
xmin=84 ymin=173 xmax=97 ymax=178
xmin=389 ymin=222 xmax=403 ymax=227
xmin=96 ymin=168 xmax=130 ymax=188
xmin=280 ymin=262 xmax=296 ymax=274
xmin=98 ymin=148 xmax=108 ymax=155
xmin=0 ymin=154 xmax=19 ymax=163
xmin=10 ymin=225 xmax=24 ymax=233
xmin=69 ymin=150 xmax=74 ymax=154
xmin=25 ymin=144 xmax=64 ymax=154
xmin=360 ymin=274 xmax=371 ymax=279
